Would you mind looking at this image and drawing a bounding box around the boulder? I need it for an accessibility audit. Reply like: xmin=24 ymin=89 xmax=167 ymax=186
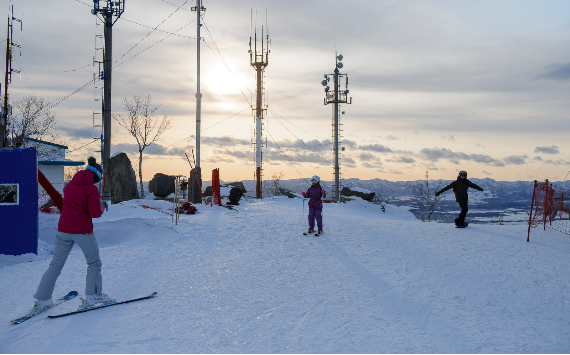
xmin=279 ymin=188 xmax=296 ymax=198
xmin=148 ymin=173 xmax=176 ymax=198
xmin=223 ymin=181 xmax=247 ymax=194
xmin=107 ymin=153 xmax=140 ymax=203
xmin=341 ymin=186 xmax=375 ymax=201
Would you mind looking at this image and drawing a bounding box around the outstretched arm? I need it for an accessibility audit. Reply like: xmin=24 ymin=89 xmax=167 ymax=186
xmin=435 ymin=182 xmax=454 ymax=196
xmin=468 ymin=180 xmax=484 ymax=192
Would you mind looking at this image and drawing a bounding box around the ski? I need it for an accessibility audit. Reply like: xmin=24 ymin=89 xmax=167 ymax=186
xmin=303 ymin=231 xmax=315 ymax=235
xmin=48 ymin=292 xmax=157 ymax=319
xmin=11 ymin=291 xmax=78 ymax=324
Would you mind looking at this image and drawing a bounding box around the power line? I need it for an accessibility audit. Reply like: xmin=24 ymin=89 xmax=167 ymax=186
xmin=202 ymin=20 xmax=254 ymax=106
xmin=142 ymin=106 xmax=250 ymax=158
xmin=161 ymin=0 xmax=192 ymax=11
xmin=268 ymin=108 xmax=331 ymax=165
xmin=263 ymin=122 xmax=311 ymax=182
xmin=68 ymin=138 xmax=99 ymax=152
xmin=119 ymin=17 xmax=197 ymax=39
xmin=267 ymin=106 xmax=326 ymax=140
xmin=21 ymin=62 xmax=91 ymax=75
xmin=113 ymin=0 xmax=191 ymax=67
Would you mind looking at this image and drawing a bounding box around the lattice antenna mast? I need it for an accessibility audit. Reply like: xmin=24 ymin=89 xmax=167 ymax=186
xmin=1 ymin=2 xmax=22 ymax=149
xmin=249 ymin=10 xmax=269 ymax=199
xmin=322 ymin=53 xmax=351 ymax=202
xmin=91 ymin=0 xmax=125 ymax=201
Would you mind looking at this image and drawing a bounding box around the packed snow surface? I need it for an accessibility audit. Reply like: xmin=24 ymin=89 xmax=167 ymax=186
xmin=1 ymin=197 xmax=570 ymax=353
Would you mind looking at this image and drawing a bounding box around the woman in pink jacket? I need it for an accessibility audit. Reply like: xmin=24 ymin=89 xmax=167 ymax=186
xmin=28 ymin=157 xmax=112 ymax=313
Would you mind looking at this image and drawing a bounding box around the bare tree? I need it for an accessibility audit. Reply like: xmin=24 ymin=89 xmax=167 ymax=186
xmin=9 ymin=95 xmax=65 ymax=157
xmin=113 ymin=95 xmax=172 ymax=197
xmin=263 ymin=171 xmax=284 ymax=197
xmin=408 ymin=167 xmax=445 ymax=222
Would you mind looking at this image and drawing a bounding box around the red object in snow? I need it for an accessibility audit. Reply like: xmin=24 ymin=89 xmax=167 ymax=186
xmin=37 ymin=168 xmax=63 ymax=212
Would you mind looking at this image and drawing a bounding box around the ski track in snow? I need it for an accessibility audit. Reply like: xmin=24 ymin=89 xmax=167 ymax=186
xmin=1 ymin=197 xmax=570 ymax=353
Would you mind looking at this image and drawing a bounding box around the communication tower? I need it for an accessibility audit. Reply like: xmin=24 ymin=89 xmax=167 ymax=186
xmin=1 ymin=3 xmax=22 ymax=149
xmin=322 ymin=53 xmax=352 ymax=202
xmin=249 ymin=12 xmax=269 ymax=199
xmin=91 ymin=0 xmax=125 ymax=200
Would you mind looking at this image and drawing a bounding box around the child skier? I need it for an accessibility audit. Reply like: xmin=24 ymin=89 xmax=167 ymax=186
xmin=28 ymin=157 xmax=111 ymax=314
xmin=435 ymin=170 xmax=484 ymax=227
xmin=302 ymin=175 xmax=326 ymax=235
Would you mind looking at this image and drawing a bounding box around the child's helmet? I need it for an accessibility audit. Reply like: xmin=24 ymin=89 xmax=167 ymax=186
xmin=311 ymin=175 xmax=320 ymax=183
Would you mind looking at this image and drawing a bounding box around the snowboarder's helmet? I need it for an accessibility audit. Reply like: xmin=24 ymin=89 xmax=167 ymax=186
xmin=311 ymin=175 xmax=320 ymax=183
xmin=458 ymin=170 xmax=467 ymax=179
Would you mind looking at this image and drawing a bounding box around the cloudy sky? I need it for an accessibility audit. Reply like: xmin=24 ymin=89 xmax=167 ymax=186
xmin=6 ymin=0 xmax=570 ymax=182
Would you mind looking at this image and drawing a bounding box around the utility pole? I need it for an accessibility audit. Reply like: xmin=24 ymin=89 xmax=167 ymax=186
xmin=322 ymin=53 xmax=351 ymax=202
xmin=1 ymin=4 xmax=21 ymax=149
xmin=190 ymin=0 xmax=205 ymax=204
xmin=249 ymin=16 xmax=269 ymax=199
xmin=91 ymin=0 xmax=124 ymax=200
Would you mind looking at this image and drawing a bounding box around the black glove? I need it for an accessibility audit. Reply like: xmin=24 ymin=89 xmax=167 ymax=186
xmin=435 ymin=191 xmax=441 ymax=197
xmin=479 ymin=188 xmax=484 ymax=192
xmin=102 ymin=201 xmax=109 ymax=211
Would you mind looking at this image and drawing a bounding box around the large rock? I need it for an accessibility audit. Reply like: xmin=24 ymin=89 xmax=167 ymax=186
xmin=107 ymin=153 xmax=140 ymax=203
xmin=341 ymin=186 xmax=375 ymax=201
xmin=189 ymin=167 xmax=203 ymax=203
xmin=148 ymin=173 xmax=176 ymax=198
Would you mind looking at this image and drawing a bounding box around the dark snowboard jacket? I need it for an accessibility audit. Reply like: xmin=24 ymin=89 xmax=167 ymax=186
xmin=438 ymin=178 xmax=483 ymax=204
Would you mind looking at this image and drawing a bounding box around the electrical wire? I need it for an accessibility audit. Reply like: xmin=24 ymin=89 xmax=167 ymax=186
xmin=142 ymin=106 xmax=250 ymax=158
xmin=68 ymin=138 xmax=99 ymax=152
xmin=267 ymin=106 xmax=326 ymax=140
xmin=267 ymin=108 xmax=331 ymax=165
xmin=113 ymin=0 xmax=191 ymax=67
xmin=120 ymin=17 xmax=197 ymax=39
xmin=263 ymin=122 xmax=311 ymax=182
xmin=202 ymin=20 xmax=254 ymax=106
xmin=21 ymin=62 xmax=91 ymax=75
xmin=42 ymin=0 xmax=194 ymax=113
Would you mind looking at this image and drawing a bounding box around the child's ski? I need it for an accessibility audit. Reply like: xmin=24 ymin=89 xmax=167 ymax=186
xmin=11 ymin=291 xmax=78 ymax=324
xmin=48 ymin=292 xmax=157 ymax=319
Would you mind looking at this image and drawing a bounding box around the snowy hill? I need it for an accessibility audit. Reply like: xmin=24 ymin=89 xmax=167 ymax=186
xmin=1 ymin=196 xmax=569 ymax=353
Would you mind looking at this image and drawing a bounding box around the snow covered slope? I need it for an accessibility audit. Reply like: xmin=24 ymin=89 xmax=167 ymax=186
xmin=1 ymin=197 xmax=569 ymax=353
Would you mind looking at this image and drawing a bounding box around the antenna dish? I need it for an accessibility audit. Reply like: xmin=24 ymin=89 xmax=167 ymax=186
xmin=337 ymin=62 xmax=343 ymax=69
xmin=321 ymin=80 xmax=327 ymax=86
xmin=337 ymin=54 xmax=343 ymax=61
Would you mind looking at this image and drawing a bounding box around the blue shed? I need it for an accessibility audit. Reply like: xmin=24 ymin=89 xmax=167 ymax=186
xmin=0 ymin=148 xmax=38 ymax=256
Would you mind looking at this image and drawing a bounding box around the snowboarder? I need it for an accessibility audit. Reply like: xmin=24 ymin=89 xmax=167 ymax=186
xmin=28 ymin=157 xmax=112 ymax=314
xmin=435 ymin=170 xmax=484 ymax=227
xmin=302 ymin=175 xmax=326 ymax=234
xmin=228 ymin=186 xmax=244 ymax=205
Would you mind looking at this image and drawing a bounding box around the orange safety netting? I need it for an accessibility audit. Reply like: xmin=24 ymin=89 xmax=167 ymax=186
xmin=528 ymin=180 xmax=570 ymax=241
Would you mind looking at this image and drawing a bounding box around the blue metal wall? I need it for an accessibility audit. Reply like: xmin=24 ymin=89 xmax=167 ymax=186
xmin=0 ymin=148 xmax=38 ymax=256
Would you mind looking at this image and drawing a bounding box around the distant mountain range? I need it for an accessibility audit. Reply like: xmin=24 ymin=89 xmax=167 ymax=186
xmin=235 ymin=178 xmax=570 ymax=224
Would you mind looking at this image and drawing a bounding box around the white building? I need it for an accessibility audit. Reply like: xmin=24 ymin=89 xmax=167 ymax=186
xmin=24 ymin=138 xmax=85 ymax=194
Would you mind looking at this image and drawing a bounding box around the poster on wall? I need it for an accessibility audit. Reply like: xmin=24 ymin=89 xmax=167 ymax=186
xmin=0 ymin=183 xmax=19 ymax=205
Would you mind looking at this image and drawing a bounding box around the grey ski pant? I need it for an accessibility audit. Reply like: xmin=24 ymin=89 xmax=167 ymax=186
xmin=34 ymin=231 xmax=102 ymax=301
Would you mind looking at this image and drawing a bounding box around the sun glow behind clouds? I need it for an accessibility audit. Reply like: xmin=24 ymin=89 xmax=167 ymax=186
xmin=205 ymin=69 xmax=249 ymax=95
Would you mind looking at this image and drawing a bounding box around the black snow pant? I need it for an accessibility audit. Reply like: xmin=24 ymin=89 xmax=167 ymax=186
xmin=456 ymin=201 xmax=468 ymax=225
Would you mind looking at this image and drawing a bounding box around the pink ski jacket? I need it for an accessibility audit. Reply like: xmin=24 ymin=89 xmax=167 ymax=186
xmin=57 ymin=170 xmax=104 ymax=234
